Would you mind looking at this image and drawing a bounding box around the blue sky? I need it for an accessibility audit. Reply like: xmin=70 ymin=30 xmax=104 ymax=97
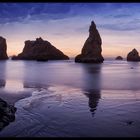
xmin=0 ymin=3 xmax=140 ymax=58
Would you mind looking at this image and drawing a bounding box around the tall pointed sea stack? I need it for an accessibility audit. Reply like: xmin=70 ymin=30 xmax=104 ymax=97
xmin=127 ymin=48 xmax=140 ymax=61
xmin=0 ymin=37 xmax=8 ymax=60
xmin=75 ymin=21 xmax=104 ymax=63
xmin=12 ymin=37 xmax=69 ymax=61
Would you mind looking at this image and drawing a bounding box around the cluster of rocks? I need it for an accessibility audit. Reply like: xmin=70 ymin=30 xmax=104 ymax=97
xmin=115 ymin=48 xmax=140 ymax=61
xmin=1 ymin=21 xmax=140 ymax=62
xmin=0 ymin=98 xmax=16 ymax=131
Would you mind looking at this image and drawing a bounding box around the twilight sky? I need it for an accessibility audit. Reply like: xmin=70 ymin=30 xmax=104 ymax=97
xmin=0 ymin=3 xmax=140 ymax=58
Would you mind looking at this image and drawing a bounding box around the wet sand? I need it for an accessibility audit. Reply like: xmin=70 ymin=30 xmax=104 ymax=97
xmin=0 ymin=84 xmax=140 ymax=137
xmin=0 ymin=89 xmax=32 ymax=105
xmin=0 ymin=60 xmax=140 ymax=137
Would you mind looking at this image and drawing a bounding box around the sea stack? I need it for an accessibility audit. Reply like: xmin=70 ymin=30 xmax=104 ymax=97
xmin=115 ymin=56 xmax=123 ymax=60
xmin=0 ymin=37 xmax=8 ymax=60
xmin=75 ymin=21 xmax=104 ymax=63
xmin=127 ymin=48 xmax=140 ymax=61
xmin=12 ymin=37 xmax=69 ymax=61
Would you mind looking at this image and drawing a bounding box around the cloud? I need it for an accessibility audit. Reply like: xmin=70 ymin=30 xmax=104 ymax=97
xmin=1 ymin=3 xmax=140 ymax=26
xmin=99 ymin=23 xmax=138 ymax=31
xmin=113 ymin=14 xmax=131 ymax=18
xmin=0 ymin=3 xmax=77 ymax=25
xmin=0 ymin=3 xmax=129 ymax=25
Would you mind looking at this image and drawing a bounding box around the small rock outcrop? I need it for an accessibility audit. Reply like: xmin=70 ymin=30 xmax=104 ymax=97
xmin=127 ymin=48 xmax=140 ymax=61
xmin=0 ymin=37 xmax=8 ymax=60
xmin=0 ymin=98 xmax=16 ymax=131
xmin=12 ymin=37 xmax=69 ymax=61
xmin=115 ymin=56 xmax=123 ymax=60
xmin=75 ymin=21 xmax=104 ymax=63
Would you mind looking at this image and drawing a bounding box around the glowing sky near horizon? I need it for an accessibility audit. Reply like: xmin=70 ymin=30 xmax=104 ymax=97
xmin=0 ymin=3 xmax=140 ymax=58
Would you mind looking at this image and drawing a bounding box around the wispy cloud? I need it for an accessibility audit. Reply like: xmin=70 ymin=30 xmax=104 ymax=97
xmin=99 ymin=23 xmax=138 ymax=31
xmin=112 ymin=14 xmax=131 ymax=18
xmin=0 ymin=3 xmax=76 ymax=24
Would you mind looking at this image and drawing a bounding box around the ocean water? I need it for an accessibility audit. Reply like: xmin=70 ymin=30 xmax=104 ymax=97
xmin=0 ymin=59 xmax=140 ymax=137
